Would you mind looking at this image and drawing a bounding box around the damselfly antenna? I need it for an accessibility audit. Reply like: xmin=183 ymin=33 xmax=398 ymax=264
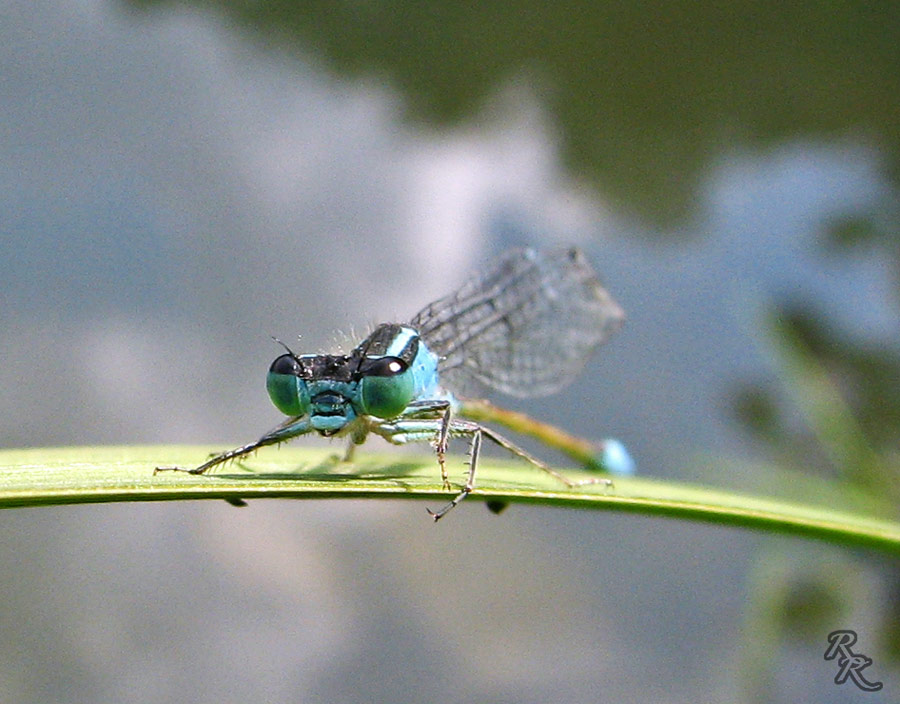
xmin=271 ymin=336 xmax=299 ymax=359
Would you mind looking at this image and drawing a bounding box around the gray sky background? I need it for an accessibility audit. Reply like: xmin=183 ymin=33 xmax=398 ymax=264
xmin=0 ymin=2 xmax=896 ymax=702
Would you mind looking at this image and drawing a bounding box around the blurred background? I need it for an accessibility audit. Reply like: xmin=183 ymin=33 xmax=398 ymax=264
xmin=2 ymin=1 xmax=898 ymax=701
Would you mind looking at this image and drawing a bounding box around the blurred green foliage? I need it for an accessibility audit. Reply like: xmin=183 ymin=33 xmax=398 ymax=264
xmin=737 ymin=261 xmax=900 ymax=672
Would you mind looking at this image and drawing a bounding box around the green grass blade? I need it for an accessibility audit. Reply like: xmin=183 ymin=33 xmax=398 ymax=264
xmin=1 ymin=446 xmax=899 ymax=555
xmin=764 ymin=311 xmax=886 ymax=491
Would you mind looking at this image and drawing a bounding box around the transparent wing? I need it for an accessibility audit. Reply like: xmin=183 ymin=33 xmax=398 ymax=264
xmin=409 ymin=247 xmax=624 ymax=398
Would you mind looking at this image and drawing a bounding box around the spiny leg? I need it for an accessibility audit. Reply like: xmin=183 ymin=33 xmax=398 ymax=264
xmin=426 ymin=429 xmax=482 ymax=521
xmin=371 ymin=400 xmax=453 ymax=488
xmin=370 ymin=410 xmax=611 ymax=521
xmin=464 ymin=425 xmax=614 ymax=518
xmin=154 ymin=440 xmax=269 ymax=475
xmin=436 ymin=405 xmax=453 ymax=490
xmin=479 ymin=425 xmax=613 ymax=490
xmin=368 ymin=414 xmax=475 ymax=517
xmin=432 ymin=423 xmax=612 ymax=520
xmin=154 ymin=416 xmax=312 ymax=475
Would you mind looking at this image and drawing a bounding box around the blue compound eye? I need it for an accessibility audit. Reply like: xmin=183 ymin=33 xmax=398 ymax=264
xmin=266 ymin=354 xmax=310 ymax=417
xmin=358 ymin=356 xmax=414 ymax=419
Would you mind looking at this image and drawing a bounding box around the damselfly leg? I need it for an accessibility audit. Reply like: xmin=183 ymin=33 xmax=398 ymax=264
xmin=154 ymin=416 xmax=313 ymax=475
xmin=369 ymin=407 xmax=614 ymax=521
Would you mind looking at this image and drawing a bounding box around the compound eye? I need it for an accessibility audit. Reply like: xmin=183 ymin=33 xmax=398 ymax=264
xmin=358 ymin=357 xmax=414 ymax=419
xmin=266 ymin=355 xmax=310 ymax=417
xmin=359 ymin=356 xmax=409 ymax=377
xmin=269 ymin=354 xmax=302 ymax=376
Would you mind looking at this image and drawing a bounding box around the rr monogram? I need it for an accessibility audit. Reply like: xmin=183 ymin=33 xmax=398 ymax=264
xmin=824 ymin=630 xmax=883 ymax=692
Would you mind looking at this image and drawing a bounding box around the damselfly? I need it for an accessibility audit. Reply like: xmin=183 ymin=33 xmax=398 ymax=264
xmin=156 ymin=247 xmax=632 ymax=520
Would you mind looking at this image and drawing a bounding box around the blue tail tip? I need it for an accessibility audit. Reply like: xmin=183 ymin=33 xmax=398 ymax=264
xmin=594 ymin=438 xmax=635 ymax=476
